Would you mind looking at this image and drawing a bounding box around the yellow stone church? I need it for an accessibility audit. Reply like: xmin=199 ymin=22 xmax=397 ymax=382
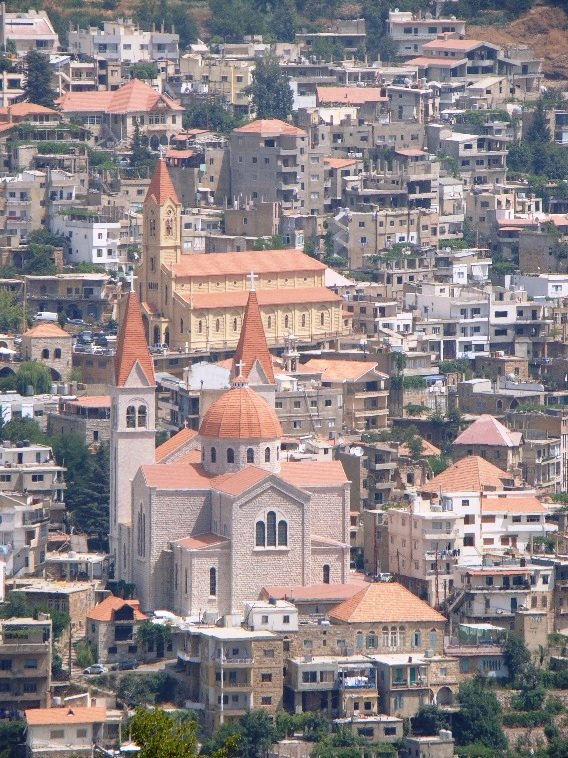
xmin=139 ymin=160 xmax=350 ymax=351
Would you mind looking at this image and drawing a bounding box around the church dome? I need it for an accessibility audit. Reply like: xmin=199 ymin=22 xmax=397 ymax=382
xmin=200 ymin=385 xmax=282 ymax=440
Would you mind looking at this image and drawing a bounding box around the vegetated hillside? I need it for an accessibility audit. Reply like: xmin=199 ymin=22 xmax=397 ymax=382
xmin=468 ymin=4 xmax=568 ymax=80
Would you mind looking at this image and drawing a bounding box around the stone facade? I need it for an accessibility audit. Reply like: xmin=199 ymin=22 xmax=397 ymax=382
xmin=21 ymin=324 xmax=72 ymax=381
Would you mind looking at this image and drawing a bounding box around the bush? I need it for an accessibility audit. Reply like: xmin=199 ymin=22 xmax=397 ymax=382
xmin=502 ymin=711 xmax=550 ymax=728
xmin=75 ymin=640 xmax=94 ymax=668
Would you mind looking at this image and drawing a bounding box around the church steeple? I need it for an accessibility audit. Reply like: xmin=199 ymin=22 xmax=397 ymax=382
xmin=231 ymin=287 xmax=275 ymax=385
xmin=115 ymin=290 xmax=155 ymax=387
xmin=145 ymin=158 xmax=180 ymax=206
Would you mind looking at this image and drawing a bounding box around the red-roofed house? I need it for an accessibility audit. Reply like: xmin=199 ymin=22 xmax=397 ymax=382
xmin=86 ymin=595 xmax=153 ymax=664
xmin=25 ymin=705 xmax=123 ymax=756
xmin=453 ymin=414 xmax=523 ymax=474
xmin=57 ymin=79 xmax=184 ymax=148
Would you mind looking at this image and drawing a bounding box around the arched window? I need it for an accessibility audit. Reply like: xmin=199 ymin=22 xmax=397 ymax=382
xmin=366 ymin=632 xmax=378 ymax=649
xmin=264 ymin=447 xmax=271 ymax=463
xmin=267 ymin=511 xmax=276 ymax=546
xmin=126 ymin=406 xmax=136 ymax=428
xmin=256 ymin=521 xmax=265 ymax=547
xmin=215 ymin=319 xmax=220 ymax=332
xmin=137 ymin=405 xmax=147 ymax=428
xmin=247 ymin=448 xmax=254 ymax=463
xmin=390 ymin=627 xmax=398 ymax=647
xmin=54 ymin=348 xmax=62 ymax=359
xmin=323 ymin=564 xmax=330 ymax=584
xmin=382 ymin=626 xmax=389 ymax=647
xmin=41 ymin=348 xmax=50 ymax=359
xmin=227 ymin=448 xmax=235 ymax=464
xmin=180 ymin=319 xmax=184 ymax=334
xmin=277 ymin=520 xmax=287 ymax=546
xmin=267 ymin=316 xmax=272 ymax=329
xmin=399 ymin=626 xmax=406 ymax=648
xmin=429 ymin=628 xmax=438 ymax=649
xmin=320 ymin=312 xmax=325 ymax=326
xmin=284 ymin=315 xmax=289 ymax=329
xmin=233 ymin=318 xmax=238 ymax=332
xmin=301 ymin=313 xmax=306 ymax=327
xmin=412 ymin=630 xmax=421 ymax=648
xmin=211 ymin=447 xmax=217 ymax=463
xmin=496 ymin=399 xmax=503 ymax=410
xmin=209 ymin=567 xmax=217 ymax=597
xmin=356 ymin=631 xmax=364 ymax=650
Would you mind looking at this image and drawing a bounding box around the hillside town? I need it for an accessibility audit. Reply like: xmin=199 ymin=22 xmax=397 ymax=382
xmin=2 ymin=1 xmax=568 ymax=756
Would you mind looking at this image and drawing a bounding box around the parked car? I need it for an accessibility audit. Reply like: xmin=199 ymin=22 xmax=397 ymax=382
xmin=84 ymin=663 xmax=107 ymax=675
xmin=111 ymin=659 xmax=139 ymax=671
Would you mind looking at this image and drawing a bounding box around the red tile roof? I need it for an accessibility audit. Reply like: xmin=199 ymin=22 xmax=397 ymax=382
xmin=115 ymin=291 xmax=155 ymax=387
xmin=421 ymin=456 xmax=512 ymax=495
xmin=200 ymin=386 xmax=282 ymax=439
xmin=145 ymin=159 xmax=179 ymax=205
xmin=280 ymin=460 xmax=348 ymax=487
xmin=87 ymin=595 xmax=147 ymax=622
xmin=325 ymin=157 xmax=360 ymax=169
xmin=57 ymin=79 xmax=184 ymax=114
xmin=173 ymin=533 xmax=229 ymax=550
xmin=399 ymin=437 xmax=441 ymax=458
xmin=454 ymin=415 xmax=522 ymax=448
xmin=300 ymin=358 xmax=384 ymax=382
xmin=172 ymin=250 xmax=326 ymax=278
xmin=69 ymin=395 xmax=111 ymax=408
xmin=329 ymin=582 xmax=446 ymax=623
xmin=23 ymin=322 xmax=69 ymax=339
xmin=232 ymin=290 xmax=275 ymax=384
xmin=213 ymin=466 xmax=272 ymax=495
xmin=422 ymin=38 xmax=487 ymax=52
xmin=155 ymin=427 xmax=198 ymax=463
xmin=142 ymin=462 xmax=214 ymax=489
xmin=233 ymin=119 xmax=305 ymax=136
xmin=26 ymin=707 xmax=108 ymax=726
xmin=261 ymin=579 xmax=368 ymax=603
xmin=185 ymin=288 xmax=341 ymax=309
xmin=316 ymin=86 xmax=387 ymax=105
xmin=482 ymin=495 xmax=547 ymax=514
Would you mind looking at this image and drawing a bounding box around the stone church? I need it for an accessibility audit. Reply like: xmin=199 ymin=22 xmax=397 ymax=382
xmin=110 ymin=288 xmax=351 ymax=619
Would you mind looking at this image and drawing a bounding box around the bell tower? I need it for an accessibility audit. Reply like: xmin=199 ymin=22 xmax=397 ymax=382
xmin=110 ymin=290 xmax=156 ymax=580
xmin=140 ymin=159 xmax=181 ymax=331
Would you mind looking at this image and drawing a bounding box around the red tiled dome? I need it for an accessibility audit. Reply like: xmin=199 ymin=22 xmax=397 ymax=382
xmin=200 ymin=386 xmax=282 ymax=440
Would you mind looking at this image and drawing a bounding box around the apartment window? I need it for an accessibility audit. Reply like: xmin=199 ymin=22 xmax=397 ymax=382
xmin=24 ymin=659 xmax=37 ymax=669
xmin=23 ymin=683 xmax=37 ymax=693
xmin=50 ymin=730 xmax=64 ymax=739
xmin=264 ymin=648 xmax=275 ymax=658
xmin=261 ymin=696 xmax=272 ymax=705
xmin=261 ymin=673 xmax=272 ymax=682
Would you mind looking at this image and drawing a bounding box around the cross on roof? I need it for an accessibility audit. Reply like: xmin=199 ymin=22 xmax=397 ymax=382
xmin=235 ymin=359 xmax=246 ymax=376
xmin=247 ymin=271 xmax=258 ymax=291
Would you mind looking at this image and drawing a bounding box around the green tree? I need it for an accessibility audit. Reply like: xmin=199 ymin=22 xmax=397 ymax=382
xmin=245 ymin=54 xmax=293 ymax=121
xmin=412 ymin=705 xmax=450 ymax=735
xmin=267 ymin=0 xmax=297 ymax=42
xmin=130 ymin=122 xmax=155 ymax=171
xmin=453 ymin=680 xmax=507 ymax=751
xmin=0 ymin=290 xmax=24 ymax=332
xmin=504 ymin=632 xmax=532 ymax=685
xmin=23 ymin=50 xmax=56 ymax=107
xmin=1 ymin=417 xmax=47 ymax=444
xmin=22 ymin=243 xmax=57 ymax=275
xmin=136 ymin=619 xmax=172 ymax=657
xmin=406 ymin=435 xmax=424 ymax=459
xmin=130 ymin=62 xmax=159 ymax=80
xmin=527 ymin=98 xmax=551 ymax=145
xmin=236 ymin=710 xmax=276 ymax=758
xmin=129 ymin=708 xmax=199 ymax=757
xmin=75 ymin=640 xmax=94 ymax=668
xmin=183 ymin=99 xmax=240 ymax=133
xmin=15 ymin=361 xmax=52 ymax=395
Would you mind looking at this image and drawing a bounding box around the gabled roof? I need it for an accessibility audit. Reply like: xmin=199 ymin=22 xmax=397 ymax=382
xmin=155 ymin=427 xmax=198 ymax=463
xmin=172 ymin=250 xmax=326 ymax=278
xmin=233 ymin=119 xmax=305 ymax=136
xmin=115 ymin=291 xmax=155 ymax=387
xmin=280 ymin=460 xmax=348 ymax=487
xmin=145 ymin=158 xmax=179 ymax=205
xmin=421 ymin=456 xmax=512 ymax=495
xmin=231 ymin=290 xmax=275 ymax=384
xmin=87 ymin=595 xmax=147 ymax=622
xmin=299 ymin=358 xmax=384 ymax=383
xmin=26 ymin=706 xmax=108 ymax=726
xmin=399 ymin=437 xmax=441 ymax=458
xmin=23 ymin=322 xmax=69 ymax=339
xmin=57 ymin=79 xmax=184 ymax=115
xmin=172 ymin=533 xmax=229 ymax=550
xmin=329 ymin=582 xmax=446 ymax=624
xmin=454 ymin=415 xmax=523 ymax=448
xmin=482 ymin=495 xmax=547 ymax=514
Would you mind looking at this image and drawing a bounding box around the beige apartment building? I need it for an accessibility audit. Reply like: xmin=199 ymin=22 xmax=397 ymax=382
xmin=386 ymin=9 xmax=465 ymax=58
xmin=0 ymin=617 xmax=52 ymax=712
xmin=180 ymin=54 xmax=254 ymax=116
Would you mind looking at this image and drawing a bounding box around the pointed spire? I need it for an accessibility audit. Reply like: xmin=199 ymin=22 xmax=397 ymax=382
xmin=231 ymin=290 xmax=275 ymax=384
xmin=115 ymin=291 xmax=156 ymax=387
xmin=145 ymin=158 xmax=179 ymax=205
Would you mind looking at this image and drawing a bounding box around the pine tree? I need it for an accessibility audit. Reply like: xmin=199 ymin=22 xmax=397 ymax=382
xmin=130 ymin=122 xmax=154 ymax=169
xmin=23 ymin=50 xmax=56 ymax=107
xmin=526 ymin=98 xmax=551 ymax=145
xmin=245 ymin=54 xmax=293 ymax=120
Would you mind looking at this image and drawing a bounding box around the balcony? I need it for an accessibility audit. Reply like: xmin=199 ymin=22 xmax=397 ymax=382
xmin=214 ymin=655 xmax=253 ymax=665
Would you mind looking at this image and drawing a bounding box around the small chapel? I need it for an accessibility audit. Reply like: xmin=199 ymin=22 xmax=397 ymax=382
xmin=110 ymin=287 xmax=352 ymax=618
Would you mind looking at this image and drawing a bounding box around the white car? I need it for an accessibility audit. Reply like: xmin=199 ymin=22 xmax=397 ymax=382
xmin=84 ymin=663 xmax=107 ymax=675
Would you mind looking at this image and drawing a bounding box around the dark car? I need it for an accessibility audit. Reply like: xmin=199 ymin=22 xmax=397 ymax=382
xmin=111 ymin=658 xmax=139 ymax=671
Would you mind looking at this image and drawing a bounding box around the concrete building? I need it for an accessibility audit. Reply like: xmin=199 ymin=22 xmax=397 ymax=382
xmin=68 ymin=18 xmax=178 ymax=63
xmin=25 ymin=705 xmax=122 ymax=757
xmin=52 ymin=210 xmax=121 ymax=270
xmin=0 ymin=7 xmax=59 ymax=56
xmin=180 ymin=54 xmax=254 ymax=116
xmin=47 ymin=395 xmax=111 ymax=448
xmin=386 ymin=10 xmax=465 ymax=58
xmin=0 ymin=617 xmax=52 ymax=712
xmin=24 ymin=273 xmax=109 ymax=322
xmin=0 ymin=492 xmax=50 ymax=580
xmin=452 ymin=414 xmax=523 ymax=475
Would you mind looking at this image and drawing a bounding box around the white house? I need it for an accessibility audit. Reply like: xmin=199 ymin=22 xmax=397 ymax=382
xmin=52 ymin=211 xmax=122 ymax=270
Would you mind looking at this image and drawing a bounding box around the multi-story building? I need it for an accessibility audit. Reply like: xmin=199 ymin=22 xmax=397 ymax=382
xmin=386 ymin=10 xmax=466 ymax=58
xmin=24 ymin=272 xmax=109 ymax=322
xmin=177 ymin=626 xmax=284 ymax=732
xmin=52 ymin=210 xmax=121 ymax=270
xmin=86 ymin=595 xmax=151 ymax=665
xmin=0 ymin=491 xmax=50 ymax=580
xmin=47 ymin=396 xmax=111 ymax=448
xmin=452 ymin=415 xmax=523 ymax=475
xmin=68 ymin=19 xmax=178 ymax=63
xmin=179 ymin=54 xmax=254 ymax=116
xmin=0 ymin=617 xmax=52 ymax=712
xmin=0 ymin=7 xmax=59 ymax=55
